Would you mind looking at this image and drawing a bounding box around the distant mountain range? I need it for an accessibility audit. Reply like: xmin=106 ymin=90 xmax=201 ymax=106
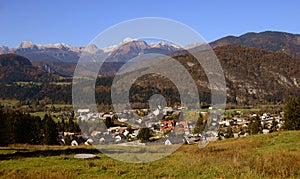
xmin=1 ymin=31 xmax=300 ymax=63
xmin=0 ymin=31 xmax=299 ymax=105
xmin=0 ymin=38 xmax=181 ymax=63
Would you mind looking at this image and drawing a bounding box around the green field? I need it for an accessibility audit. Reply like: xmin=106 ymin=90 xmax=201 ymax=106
xmin=29 ymin=112 xmax=65 ymax=122
xmin=14 ymin=82 xmax=43 ymax=86
xmin=0 ymin=131 xmax=299 ymax=178
xmin=224 ymin=108 xmax=261 ymax=116
xmin=0 ymin=99 xmax=19 ymax=107
xmin=14 ymin=81 xmax=72 ymax=86
xmin=50 ymin=82 xmax=72 ymax=85
xmin=0 ymin=99 xmax=73 ymax=110
xmin=45 ymin=104 xmax=73 ymax=108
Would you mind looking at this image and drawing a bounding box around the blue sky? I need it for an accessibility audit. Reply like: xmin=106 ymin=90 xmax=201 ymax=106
xmin=1 ymin=0 xmax=299 ymax=47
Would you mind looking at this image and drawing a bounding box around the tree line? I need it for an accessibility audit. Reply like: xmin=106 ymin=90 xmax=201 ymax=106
xmin=0 ymin=107 xmax=80 ymax=146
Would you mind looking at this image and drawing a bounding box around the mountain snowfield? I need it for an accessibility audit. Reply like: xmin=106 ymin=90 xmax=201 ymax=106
xmin=2 ymin=31 xmax=300 ymax=63
xmin=0 ymin=38 xmax=183 ymax=63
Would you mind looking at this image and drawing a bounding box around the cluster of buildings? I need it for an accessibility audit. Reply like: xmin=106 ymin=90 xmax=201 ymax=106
xmin=217 ymin=111 xmax=284 ymax=139
xmin=60 ymin=107 xmax=284 ymax=146
xmin=73 ymin=107 xmax=197 ymax=145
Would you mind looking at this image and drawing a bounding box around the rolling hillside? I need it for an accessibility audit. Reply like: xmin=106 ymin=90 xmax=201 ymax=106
xmin=0 ymin=54 xmax=57 ymax=83
xmin=210 ymin=31 xmax=300 ymax=59
xmin=129 ymin=45 xmax=300 ymax=106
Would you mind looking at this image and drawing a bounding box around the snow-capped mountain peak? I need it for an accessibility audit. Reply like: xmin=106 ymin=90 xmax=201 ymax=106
xmin=0 ymin=39 xmax=183 ymax=62
xmin=19 ymin=41 xmax=37 ymax=49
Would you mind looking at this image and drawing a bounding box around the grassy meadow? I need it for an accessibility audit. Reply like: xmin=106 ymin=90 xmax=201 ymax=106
xmin=0 ymin=99 xmax=19 ymax=107
xmin=0 ymin=131 xmax=299 ymax=178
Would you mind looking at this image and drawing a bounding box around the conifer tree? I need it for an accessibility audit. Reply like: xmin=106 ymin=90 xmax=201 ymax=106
xmin=43 ymin=114 xmax=58 ymax=145
xmin=283 ymin=97 xmax=300 ymax=130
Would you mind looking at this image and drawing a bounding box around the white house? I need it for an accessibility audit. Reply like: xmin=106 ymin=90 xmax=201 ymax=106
xmin=115 ymin=135 xmax=122 ymax=142
xmin=71 ymin=140 xmax=78 ymax=146
xmin=77 ymin=109 xmax=89 ymax=114
xmin=164 ymin=139 xmax=172 ymax=145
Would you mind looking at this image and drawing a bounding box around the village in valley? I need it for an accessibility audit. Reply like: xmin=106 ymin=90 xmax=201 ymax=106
xmin=60 ymin=106 xmax=284 ymax=147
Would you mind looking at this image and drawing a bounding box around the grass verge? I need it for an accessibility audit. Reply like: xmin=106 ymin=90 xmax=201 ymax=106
xmin=0 ymin=131 xmax=299 ymax=178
